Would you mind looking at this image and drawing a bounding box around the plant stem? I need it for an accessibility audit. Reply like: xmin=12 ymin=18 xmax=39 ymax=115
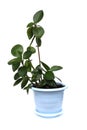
xmin=30 ymin=36 xmax=35 ymax=46
xmin=37 ymin=46 xmax=41 ymax=65
xmin=37 ymin=46 xmax=42 ymax=81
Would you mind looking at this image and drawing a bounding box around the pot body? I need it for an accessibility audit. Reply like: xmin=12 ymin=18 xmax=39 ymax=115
xmin=32 ymin=85 xmax=67 ymax=118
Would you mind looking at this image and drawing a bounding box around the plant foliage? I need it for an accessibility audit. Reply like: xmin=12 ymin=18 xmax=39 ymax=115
xmin=8 ymin=10 xmax=63 ymax=93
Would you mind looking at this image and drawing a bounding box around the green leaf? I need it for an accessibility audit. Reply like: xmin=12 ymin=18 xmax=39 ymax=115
xmin=23 ymin=46 xmax=36 ymax=59
xmin=33 ymin=10 xmax=44 ymax=23
xmin=32 ymin=74 xmax=41 ymax=81
xmin=32 ymin=65 xmax=42 ymax=75
xmin=14 ymin=78 xmax=22 ymax=86
xmin=8 ymin=58 xmax=21 ymax=71
xmin=50 ymin=66 xmax=63 ymax=71
xmin=24 ymin=84 xmax=32 ymax=94
xmin=18 ymin=66 xmax=27 ymax=77
xmin=33 ymin=26 xmax=44 ymax=38
xmin=36 ymin=65 xmax=42 ymax=74
xmin=14 ymin=73 xmax=20 ymax=80
xmin=21 ymin=76 xmax=29 ymax=88
xmin=25 ymin=60 xmax=32 ymax=72
xmin=8 ymin=58 xmax=22 ymax=65
xmin=23 ymin=51 xmax=31 ymax=59
xmin=44 ymin=71 xmax=54 ymax=80
xmin=27 ymin=22 xmax=34 ymax=28
xmin=12 ymin=62 xmax=20 ymax=72
xmin=27 ymin=46 xmax=36 ymax=54
xmin=36 ymin=38 xmax=41 ymax=47
xmin=27 ymin=27 xmax=33 ymax=39
xmin=41 ymin=61 xmax=50 ymax=71
xmin=11 ymin=44 xmax=23 ymax=57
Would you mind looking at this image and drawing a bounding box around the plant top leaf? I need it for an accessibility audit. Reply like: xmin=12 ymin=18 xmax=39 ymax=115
xmin=27 ymin=22 xmax=34 ymax=28
xmin=33 ymin=26 xmax=44 ymax=38
xmin=33 ymin=10 xmax=44 ymax=23
xmin=27 ymin=27 xmax=33 ymax=39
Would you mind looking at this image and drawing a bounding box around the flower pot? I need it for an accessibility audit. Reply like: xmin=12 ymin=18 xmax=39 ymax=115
xmin=32 ymin=84 xmax=67 ymax=118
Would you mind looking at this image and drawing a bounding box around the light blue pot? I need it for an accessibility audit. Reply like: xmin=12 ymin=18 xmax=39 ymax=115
xmin=32 ymin=84 xmax=67 ymax=118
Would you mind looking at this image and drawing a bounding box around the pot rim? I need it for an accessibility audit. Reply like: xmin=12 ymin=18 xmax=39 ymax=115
xmin=32 ymin=85 xmax=67 ymax=92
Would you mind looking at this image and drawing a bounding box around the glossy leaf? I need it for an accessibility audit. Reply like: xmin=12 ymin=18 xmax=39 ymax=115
xmin=33 ymin=26 xmax=44 ymax=38
xmin=23 ymin=51 xmax=31 ymax=59
xmin=23 ymin=46 xmax=36 ymax=59
xmin=27 ymin=22 xmax=34 ymax=28
xmin=18 ymin=66 xmax=27 ymax=77
xmin=14 ymin=73 xmax=20 ymax=80
xmin=11 ymin=44 xmax=23 ymax=57
xmin=36 ymin=65 xmax=42 ymax=74
xmin=41 ymin=61 xmax=50 ymax=71
xmin=44 ymin=71 xmax=54 ymax=80
xmin=50 ymin=66 xmax=63 ymax=71
xmin=21 ymin=76 xmax=29 ymax=88
xmin=36 ymin=38 xmax=41 ymax=47
xmin=24 ymin=84 xmax=31 ymax=94
xmin=33 ymin=10 xmax=44 ymax=23
xmin=27 ymin=27 xmax=33 ymax=39
xmin=25 ymin=60 xmax=32 ymax=72
xmin=32 ymin=65 xmax=42 ymax=75
xmin=12 ymin=62 xmax=20 ymax=72
xmin=27 ymin=46 xmax=36 ymax=54
xmin=14 ymin=78 xmax=22 ymax=86
xmin=8 ymin=58 xmax=22 ymax=65
xmin=32 ymin=74 xmax=41 ymax=81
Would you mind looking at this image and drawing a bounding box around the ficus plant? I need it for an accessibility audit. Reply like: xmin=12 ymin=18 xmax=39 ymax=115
xmin=8 ymin=10 xmax=63 ymax=93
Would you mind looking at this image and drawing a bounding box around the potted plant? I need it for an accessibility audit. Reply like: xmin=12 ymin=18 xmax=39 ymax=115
xmin=8 ymin=10 xmax=67 ymax=118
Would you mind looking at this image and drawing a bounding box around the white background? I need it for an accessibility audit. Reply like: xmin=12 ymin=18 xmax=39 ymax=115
xmin=0 ymin=0 xmax=87 ymax=129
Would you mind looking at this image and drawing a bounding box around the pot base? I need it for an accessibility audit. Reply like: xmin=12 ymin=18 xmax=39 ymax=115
xmin=35 ymin=110 xmax=63 ymax=118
